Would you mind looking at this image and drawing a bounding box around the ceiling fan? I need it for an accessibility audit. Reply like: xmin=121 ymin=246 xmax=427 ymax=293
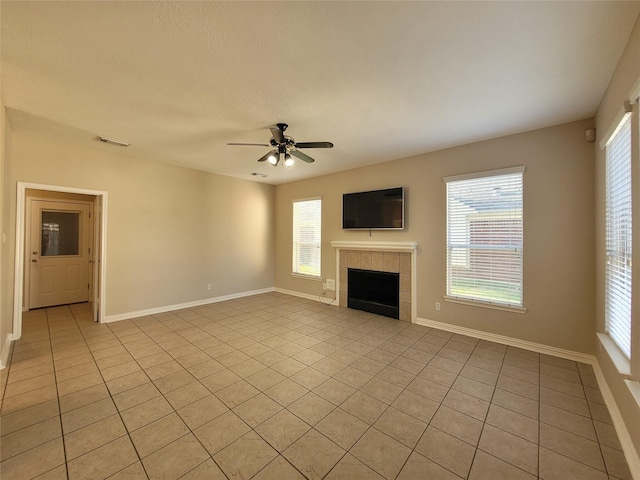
xmin=228 ymin=123 xmax=333 ymax=167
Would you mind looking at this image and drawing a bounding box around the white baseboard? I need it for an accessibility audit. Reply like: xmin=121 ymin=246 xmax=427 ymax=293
xmin=102 ymin=287 xmax=334 ymax=324
xmin=274 ymin=287 xmax=335 ymax=304
xmin=415 ymin=317 xmax=596 ymax=364
xmin=103 ymin=287 xmax=275 ymax=323
xmin=592 ymin=362 xmax=640 ymax=480
xmin=0 ymin=334 xmax=18 ymax=370
xmin=416 ymin=316 xmax=640 ymax=478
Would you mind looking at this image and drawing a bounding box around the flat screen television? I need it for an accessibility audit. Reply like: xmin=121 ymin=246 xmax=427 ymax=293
xmin=343 ymin=187 xmax=404 ymax=230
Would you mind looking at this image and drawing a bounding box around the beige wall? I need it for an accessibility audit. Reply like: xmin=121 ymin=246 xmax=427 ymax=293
xmin=6 ymin=130 xmax=275 ymax=318
xmin=1 ymin=101 xmax=15 ymax=365
xmin=594 ymin=14 xmax=640 ymax=460
xmin=276 ymin=118 xmax=596 ymax=354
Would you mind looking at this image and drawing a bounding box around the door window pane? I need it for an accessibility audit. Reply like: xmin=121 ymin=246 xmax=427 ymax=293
xmin=41 ymin=211 xmax=80 ymax=256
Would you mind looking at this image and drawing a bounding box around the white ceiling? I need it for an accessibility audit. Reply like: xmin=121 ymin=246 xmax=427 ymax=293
xmin=2 ymin=2 xmax=639 ymax=185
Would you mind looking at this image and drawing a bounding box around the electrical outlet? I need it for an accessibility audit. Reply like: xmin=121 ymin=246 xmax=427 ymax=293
xmin=326 ymin=279 xmax=336 ymax=291
xmin=207 ymin=284 xmax=212 ymax=291
xmin=435 ymin=302 xmax=441 ymax=311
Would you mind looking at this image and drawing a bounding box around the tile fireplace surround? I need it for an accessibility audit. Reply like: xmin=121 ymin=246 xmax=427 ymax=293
xmin=331 ymin=241 xmax=418 ymax=323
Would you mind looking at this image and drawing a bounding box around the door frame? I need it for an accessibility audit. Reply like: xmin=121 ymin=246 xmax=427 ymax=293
xmin=13 ymin=182 xmax=108 ymax=339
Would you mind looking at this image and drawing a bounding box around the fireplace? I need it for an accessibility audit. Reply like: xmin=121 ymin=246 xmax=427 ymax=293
xmin=348 ymin=268 xmax=400 ymax=319
xmin=331 ymin=241 xmax=417 ymax=322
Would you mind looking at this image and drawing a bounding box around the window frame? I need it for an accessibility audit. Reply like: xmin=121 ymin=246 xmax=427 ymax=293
xmin=292 ymin=196 xmax=322 ymax=279
xmin=444 ymin=166 xmax=525 ymax=312
xmin=604 ymin=111 xmax=633 ymax=360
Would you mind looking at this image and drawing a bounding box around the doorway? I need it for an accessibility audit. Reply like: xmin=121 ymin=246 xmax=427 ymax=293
xmin=27 ymin=198 xmax=92 ymax=309
xmin=13 ymin=183 xmax=107 ymax=339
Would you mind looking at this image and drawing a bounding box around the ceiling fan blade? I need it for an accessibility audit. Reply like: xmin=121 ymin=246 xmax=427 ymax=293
xmin=290 ymin=150 xmax=315 ymax=163
xmin=270 ymin=127 xmax=285 ymax=144
xmin=227 ymin=143 xmax=270 ymax=147
xmin=295 ymin=141 xmax=334 ymax=149
xmin=257 ymin=149 xmax=277 ymax=162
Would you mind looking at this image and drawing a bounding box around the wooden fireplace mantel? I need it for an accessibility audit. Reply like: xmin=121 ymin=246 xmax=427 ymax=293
xmin=330 ymin=240 xmax=417 ymax=253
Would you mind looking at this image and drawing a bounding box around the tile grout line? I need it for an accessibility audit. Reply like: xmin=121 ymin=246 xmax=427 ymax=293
xmin=171 ymin=301 xmax=361 ymax=479
xmin=387 ymin=332 xmax=456 ymax=480
xmin=204 ymin=306 xmax=408 ymax=479
xmin=71 ymin=305 xmax=152 ymax=479
xmin=46 ymin=307 xmax=71 ymax=480
xmin=538 ymin=354 xmax=541 ymax=480
xmin=113 ymin=322 xmax=220 ymax=480
xmin=2 ymin=296 xmax=632 ymax=480
xmin=273 ymin=317 xmax=432 ymax=479
xmin=106 ymin=307 xmax=280 ymax=479
xmin=461 ymin=341 xmax=503 ymax=480
xmin=586 ymin=366 xmax=611 ymax=478
xmin=212 ymin=309 xmax=395 ymax=479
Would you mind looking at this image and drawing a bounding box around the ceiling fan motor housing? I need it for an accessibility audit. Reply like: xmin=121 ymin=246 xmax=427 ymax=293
xmin=270 ymin=136 xmax=296 ymax=148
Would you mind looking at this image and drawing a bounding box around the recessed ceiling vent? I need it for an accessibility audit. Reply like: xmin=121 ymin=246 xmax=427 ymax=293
xmin=98 ymin=136 xmax=130 ymax=147
xmin=251 ymin=172 xmax=268 ymax=178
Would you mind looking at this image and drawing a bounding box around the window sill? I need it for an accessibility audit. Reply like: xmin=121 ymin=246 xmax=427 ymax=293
xmin=443 ymin=296 xmax=527 ymax=314
xmin=624 ymin=379 xmax=640 ymax=408
xmin=597 ymin=333 xmax=631 ymax=377
xmin=291 ymin=273 xmax=322 ymax=281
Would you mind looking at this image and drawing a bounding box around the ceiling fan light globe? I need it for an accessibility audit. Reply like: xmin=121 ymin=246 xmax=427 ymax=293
xmin=284 ymin=155 xmax=294 ymax=167
xmin=268 ymin=155 xmax=278 ymax=165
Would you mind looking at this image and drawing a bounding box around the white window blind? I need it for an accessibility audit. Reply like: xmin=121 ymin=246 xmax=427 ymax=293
xmin=293 ymin=198 xmax=321 ymax=277
xmin=605 ymin=114 xmax=632 ymax=359
xmin=446 ymin=168 xmax=524 ymax=307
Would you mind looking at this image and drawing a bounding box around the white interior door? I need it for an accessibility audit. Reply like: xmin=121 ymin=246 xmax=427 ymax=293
xmin=29 ymin=200 xmax=91 ymax=309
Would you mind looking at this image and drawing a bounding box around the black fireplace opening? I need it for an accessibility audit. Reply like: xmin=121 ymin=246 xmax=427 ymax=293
xmin=348 ymin=268 xmax=400 ymax=319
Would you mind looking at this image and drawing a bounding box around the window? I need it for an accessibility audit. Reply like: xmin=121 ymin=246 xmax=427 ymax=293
xmin=41 ymin=211 xmax=80 ymax=256
xmin=292 ymin=197 xmax=321 ymax=277
xmin=445 ymin=167 xmax=524 ymax=308
xmin=605 ymin=113 xmax=632 ymax=358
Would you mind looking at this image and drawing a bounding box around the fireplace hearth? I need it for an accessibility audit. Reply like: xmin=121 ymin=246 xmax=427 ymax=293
xmin=348 ymin=268 xmax=400 ymax=319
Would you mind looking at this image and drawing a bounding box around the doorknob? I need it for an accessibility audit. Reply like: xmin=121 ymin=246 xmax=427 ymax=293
xmin=32 ymin=251 xmax=38 ymax=255
xmin=32 ymin=259 xmax=38 ymax=263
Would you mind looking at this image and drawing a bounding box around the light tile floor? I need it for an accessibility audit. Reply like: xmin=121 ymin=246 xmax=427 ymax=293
xmin=0 ymin=292 xmax=633 ymax=480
